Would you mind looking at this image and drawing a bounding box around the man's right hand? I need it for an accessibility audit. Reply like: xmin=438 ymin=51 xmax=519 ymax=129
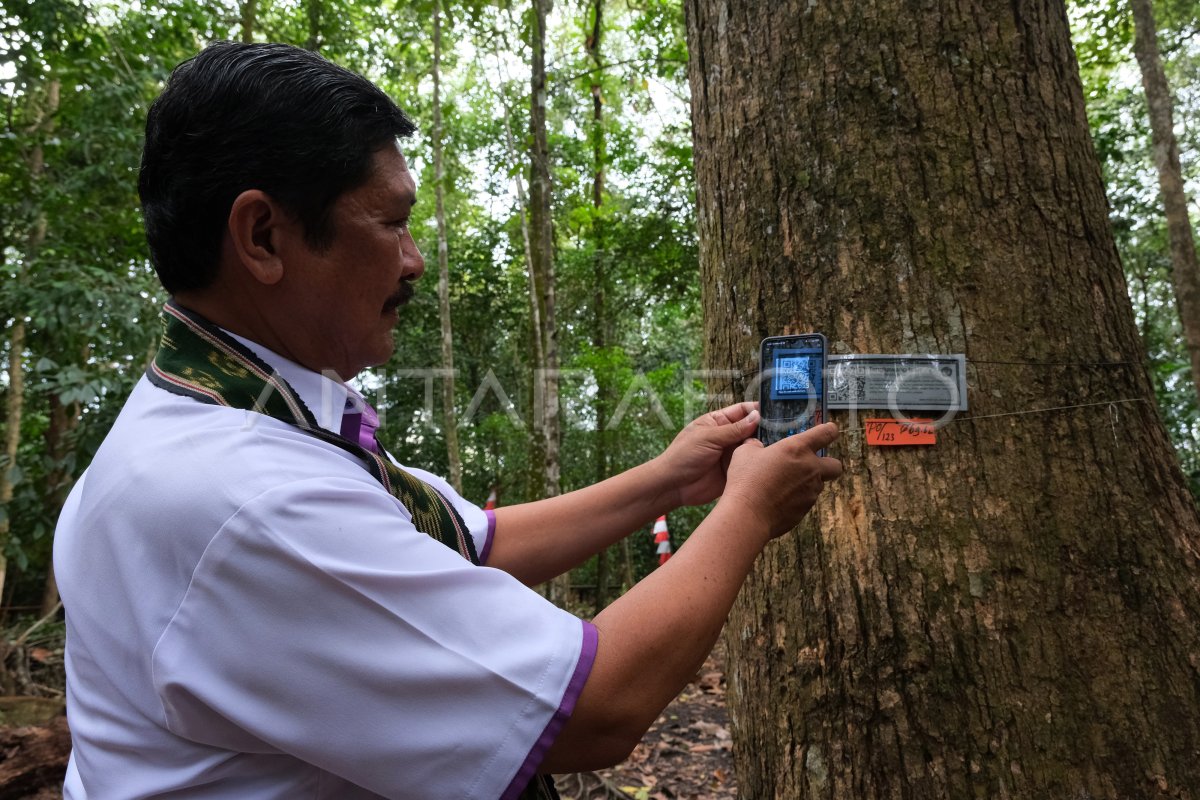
xmin=722 ymin=422 xmax=843 ymax=539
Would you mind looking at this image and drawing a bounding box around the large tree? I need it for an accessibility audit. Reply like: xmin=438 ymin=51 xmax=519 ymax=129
xmin=685 ymin=0 xmax=1200 ymax=796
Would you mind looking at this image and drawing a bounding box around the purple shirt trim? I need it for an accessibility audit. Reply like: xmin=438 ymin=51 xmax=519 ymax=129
xmin=499 ymin=619 xmax=599 ymax=800
xmin=480 ymin=509 xmax=497 ymax=564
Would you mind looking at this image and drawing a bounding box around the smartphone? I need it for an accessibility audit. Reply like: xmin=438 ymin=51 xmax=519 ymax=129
xmin=758 ymin=333 xmax=827 ymax=451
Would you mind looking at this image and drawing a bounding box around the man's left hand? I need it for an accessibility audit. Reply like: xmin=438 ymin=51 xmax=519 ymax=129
xmin=652 ymin=401 xmax=760 ymax=510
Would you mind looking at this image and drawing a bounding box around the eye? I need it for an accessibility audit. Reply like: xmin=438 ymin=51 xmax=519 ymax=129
xmin=388 ymin=218 xmax=410 ymax=233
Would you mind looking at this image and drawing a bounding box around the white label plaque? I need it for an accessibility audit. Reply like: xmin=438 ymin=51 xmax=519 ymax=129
xmin=826 ymin=354 xmax=968 ymax=411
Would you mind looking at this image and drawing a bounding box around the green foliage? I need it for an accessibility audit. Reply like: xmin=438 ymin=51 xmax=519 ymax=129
xmin=4 ymin=0 xmax=1192 ymax=615
xmin=0 ymin=0 xmax=196 ymax=593
xmin=1069 ymin=0 xmax=1200 ymax=493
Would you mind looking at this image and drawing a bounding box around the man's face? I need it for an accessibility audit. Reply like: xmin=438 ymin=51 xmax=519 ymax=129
xmin=280 ymin=143 xmax=423 ymax=381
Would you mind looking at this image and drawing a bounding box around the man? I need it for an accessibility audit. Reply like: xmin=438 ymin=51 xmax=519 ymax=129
xmin=54 ymin=42 xmax=842 ymax=799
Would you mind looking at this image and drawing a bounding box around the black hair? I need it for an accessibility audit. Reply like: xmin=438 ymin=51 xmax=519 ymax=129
xmin=139 ymin=42 xmax=416 ymax=293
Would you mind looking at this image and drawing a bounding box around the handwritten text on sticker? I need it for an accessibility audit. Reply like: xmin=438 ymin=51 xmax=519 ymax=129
xmin=864 ymin=418 xmax=937 ymax=446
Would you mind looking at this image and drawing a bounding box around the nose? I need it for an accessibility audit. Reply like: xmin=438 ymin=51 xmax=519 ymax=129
xmin=402 ymin=232 xmax=425 ymax=280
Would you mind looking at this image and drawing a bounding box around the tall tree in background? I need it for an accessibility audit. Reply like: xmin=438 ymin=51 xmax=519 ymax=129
xmin=431 ymin=0 xmax=464 ymax=493
xmin=687 ymin=0 xmax=1200 ymax=796
xmin=240 ymin=0 xmax=256 ymax=42
xmin=529 ymin=0 xmax=568 ymax=602
xmin=304 ymin=0 xmax=321 ymax=51
xmin=1129 ymin=0 xmax=1200 ymax=404
xmin=584 ymin=0 xmax=618 ymax=610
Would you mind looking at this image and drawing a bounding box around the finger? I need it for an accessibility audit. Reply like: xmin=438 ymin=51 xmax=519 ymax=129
xmin=707 ymin=400 xmax=758 ymax=426
xmin=705 ymin=408 xmax=761 ymax=446
xmin=736 ymin=437 xmax=765 ymax=452
xmin=792 ymin=422 xmax=839 ymax=452
xmin=818 ymin=456 xmax=843 ymax=481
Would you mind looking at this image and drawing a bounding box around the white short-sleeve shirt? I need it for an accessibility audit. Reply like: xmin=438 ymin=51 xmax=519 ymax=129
xmin=54 ymin=338 xmax=596 ymax=799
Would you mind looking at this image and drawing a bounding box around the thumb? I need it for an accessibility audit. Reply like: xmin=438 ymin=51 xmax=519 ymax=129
xmin=714 ymin=408 xmax=759 ymax=444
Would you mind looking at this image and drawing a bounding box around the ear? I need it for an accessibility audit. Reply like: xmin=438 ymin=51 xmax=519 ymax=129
xmin=227 ymin=190 xmax=290 ymax=286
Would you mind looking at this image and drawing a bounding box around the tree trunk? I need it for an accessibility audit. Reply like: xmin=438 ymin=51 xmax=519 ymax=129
xmin=432 ymin=0 xmax=464 ymax=494
xmin=304 ymin=0 xmax=320 ymax=52
xmin=0 ymin=79 xmax=59 ymax=607
xmin=240 ymin=0 xmax=256 ymax=43
xmin=39 ymin=396 xmax=67 ymax=617
xmin=0 ymin=318 xmax=25 ymax=605
xmin=529 ymin=0 xmax=569 ymax=604
xmin=1129 ymin=0 xmax=1200 ymax=405
xmin=586 ymin=0 xmax=613 ymax=615
xmin=39 ymin=354 xmax=83 ymax=618
xmin=685 ymin=1 xmax=1200 ymax=797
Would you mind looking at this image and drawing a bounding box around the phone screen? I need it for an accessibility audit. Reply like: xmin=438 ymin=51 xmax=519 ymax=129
xmin=758 ymin=334 xmax=827 ymax=448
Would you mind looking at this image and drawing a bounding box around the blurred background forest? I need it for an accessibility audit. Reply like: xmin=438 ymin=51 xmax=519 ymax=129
xmin=0 ymin=0 xmax=1196 ymax=639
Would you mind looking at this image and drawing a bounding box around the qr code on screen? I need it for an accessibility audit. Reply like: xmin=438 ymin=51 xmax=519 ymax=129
xmin=774 ymin=356 xmax=814 ymax=395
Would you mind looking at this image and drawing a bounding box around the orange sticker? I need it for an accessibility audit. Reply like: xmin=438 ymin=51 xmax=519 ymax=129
xmin=864 ymin=418 xmax=937 ymax=446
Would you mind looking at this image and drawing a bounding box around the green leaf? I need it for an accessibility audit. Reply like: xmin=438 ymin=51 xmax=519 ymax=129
xmin=5 ymin=465 xmax=24 ymax=487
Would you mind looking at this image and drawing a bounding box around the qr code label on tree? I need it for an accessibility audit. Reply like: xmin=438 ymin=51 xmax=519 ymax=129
xmin=825 ymin=355 xmax=967 ymax=411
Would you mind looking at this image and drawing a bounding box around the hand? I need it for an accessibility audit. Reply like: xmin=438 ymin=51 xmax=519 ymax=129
xmin=721 ymin=422 xmax=843 ymax=539
xmin=653 ymin=401 xmax=761 ymax=509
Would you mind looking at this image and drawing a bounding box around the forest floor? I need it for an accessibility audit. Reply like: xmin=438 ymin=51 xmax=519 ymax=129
xmin=0 ymin=641 xmax=738 ymax=799
xmin=558 ymin=641 xmax=738 ymax=800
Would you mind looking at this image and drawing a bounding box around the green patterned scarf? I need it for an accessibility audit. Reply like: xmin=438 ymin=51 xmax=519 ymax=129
xmin=147 ymin=301 xmax=478 ymax=564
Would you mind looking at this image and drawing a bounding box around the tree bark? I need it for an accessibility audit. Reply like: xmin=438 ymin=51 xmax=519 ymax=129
xmin=0 ymin=317 xmax=25 ymax=605
xmin=530 ymin=0 xmax=568 ymax=604
xmin=1129 ymin=0 xmax=1200 ymax=405
xmin=432 ymin=0 xmax=464 ymax=494
xmin=240 ymin=0 xmax=256 ymax=43
xmin=685 ymin=1 xmax=1200 ymax=797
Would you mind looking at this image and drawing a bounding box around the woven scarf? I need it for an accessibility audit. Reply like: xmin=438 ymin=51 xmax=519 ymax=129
xmin=148 ymin=301 xmax=478 ymax=563
xmin=147 ymin=301 xmax=561 ymax=800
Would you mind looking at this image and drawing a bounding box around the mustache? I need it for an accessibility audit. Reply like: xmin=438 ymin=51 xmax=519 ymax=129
xmin=383 ymin=281 xmax=415 ymax=311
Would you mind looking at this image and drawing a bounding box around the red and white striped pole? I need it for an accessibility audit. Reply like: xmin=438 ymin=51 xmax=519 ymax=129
xmin=483 ymin=487 xmax=498 ymax=511
xmin=652 ymin=514 xmax=672 ymax=565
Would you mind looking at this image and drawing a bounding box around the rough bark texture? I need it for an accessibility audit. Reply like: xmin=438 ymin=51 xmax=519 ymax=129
xmin=1129 ymin=0 xmax=1200 ymax=405
xmin=685 ymin=1 xmax=1200 ymax=797
xmin=432 ymin=0 xmax=464 ymax=494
